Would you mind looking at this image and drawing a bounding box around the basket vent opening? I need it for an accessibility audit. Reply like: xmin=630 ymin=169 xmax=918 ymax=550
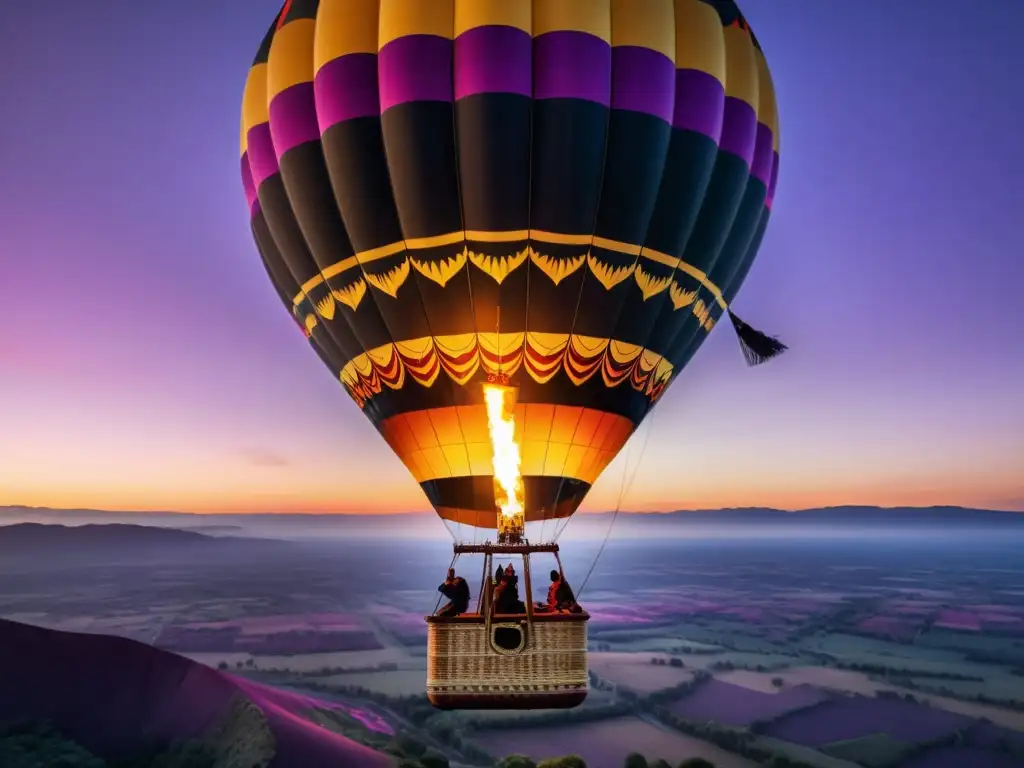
xmin=493 ymin=625 xmax=523 ymax=651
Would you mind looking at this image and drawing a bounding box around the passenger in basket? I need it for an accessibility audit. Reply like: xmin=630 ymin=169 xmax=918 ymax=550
xmin=493 ymin=563 xmax=526 ymax=614
xmin=490 ymin=564 xmax=505 ymax=608
xmin=436 ymin=567 xmax=470 ymax=617
xmin=541 ymin=569 xmax=578 ymax=612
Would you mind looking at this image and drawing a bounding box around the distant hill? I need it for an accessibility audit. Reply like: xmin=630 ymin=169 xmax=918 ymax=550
xmin=0 ymin=523 xmax=306 ymax=569
xmin=621 ymin=505 xmax=1024 ymax=526
xmin=0 ymin=522 xmax=213 ymax=554
xmin=181 ymin=524 xmax=247 ymax=535
xmin=0 ymin=506 xmax=194 ymax=525
xmin=1 ymin=505 xmax=1020 ymax=540
xmin=0 ymin=617 xmax=392 ymax=767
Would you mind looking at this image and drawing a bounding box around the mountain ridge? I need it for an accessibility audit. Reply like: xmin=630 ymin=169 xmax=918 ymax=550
xmin=0 ymin=523 xmax=299 ymax=562
xmin=0 ymin=523 xmax=219 ymax=557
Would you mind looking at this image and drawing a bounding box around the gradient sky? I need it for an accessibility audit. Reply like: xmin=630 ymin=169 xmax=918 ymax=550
xmin=1 ymin=1 xmax=1022 ymax=515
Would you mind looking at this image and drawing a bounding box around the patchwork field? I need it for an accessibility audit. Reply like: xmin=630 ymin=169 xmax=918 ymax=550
xmin=367 ymin=605 xmax=428 ymax=644
xmin=900 ymin=746 xmax=1023 ymax=768
xmin=750 ymin=736 xmax=863 ymax=768
xmin=472 ymin=716 xmax=758 ymax=768
xmin=906 ymin=674 xmax=1024 ymax=702
xmin=588 ymin=652 xmax=694 ymax=693
xmin=762 ymin=696 xmax=975 ymax=746
xmin=855 ymin=615 xmax=922 ymax=641
xmin=966 ymin=722 xmax=1024 ymax=751
xmin=590 ymin=631 xmax=722 ymax=653
xmin=453 ymin=690 xmax=621 ymax=726
xmin=800 ymin=632 xmax=965 ymax=663
xmin=717 ymin=666 xmax=1024 ymax=731
xmin=683 ymin=650 xmax=796 ymax=671
xmin=185 ymin=647 xmax=409 ymax=672
xmin=916 ymin=628 xmax=1024 ymax=662
xmin=820 ymin=733 xmax=914 ymax=767
xmin=668 ymin=677 xmax=830 ymax=726
xmin=323 ymin=668 xmax=427 ymax=696
xmin=716 ymin=667 xmax=836 ymax=693
xmin=156 ymin=612 xmax=383 ymax=654
xmin=5 ymin=526 xmax=1024 ymax=768
xmin=591 ymin=635 xmax=726 ymax=653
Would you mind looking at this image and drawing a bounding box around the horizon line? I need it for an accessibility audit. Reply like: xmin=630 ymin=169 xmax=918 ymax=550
xmin=3 ymin=503 xmax=1022 ymax=517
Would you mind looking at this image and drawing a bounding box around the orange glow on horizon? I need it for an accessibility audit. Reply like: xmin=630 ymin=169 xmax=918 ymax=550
xmin=3 ymin=374 xmax=1022 ymax=516
xmin=5 ymin=463 xmax=1022 ymax=515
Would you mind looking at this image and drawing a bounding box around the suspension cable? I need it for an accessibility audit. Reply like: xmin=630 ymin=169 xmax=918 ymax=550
xmin=440 ymin=517 xmax=457 ymax=545
xmin=572 ymin=411 xmax=655 ymax=600
xmin=431 ymin=551 xmax=460 ymax=614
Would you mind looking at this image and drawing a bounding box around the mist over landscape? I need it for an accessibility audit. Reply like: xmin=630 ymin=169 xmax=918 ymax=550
xmin=5 ymin=504 xmax=1023 ymax=542
xmin=3 ymin=508 xmax=1024 ymax=767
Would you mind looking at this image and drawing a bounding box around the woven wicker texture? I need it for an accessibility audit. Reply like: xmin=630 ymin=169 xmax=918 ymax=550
xmin=426 ymin=618 xmax=588 ymax=695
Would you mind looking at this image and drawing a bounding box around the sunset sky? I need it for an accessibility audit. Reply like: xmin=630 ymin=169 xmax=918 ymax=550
xmin=1 ymin=0 xmax=1022 ymax=516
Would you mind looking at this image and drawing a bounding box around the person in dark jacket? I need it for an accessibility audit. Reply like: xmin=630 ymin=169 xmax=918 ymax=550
xmin=436 ymin=567 xmax=470 ymax=617
xmin=541 ymin=569 xmax=577 ymax=612
xmin=493 ymin=563 xmax=526 ymax=614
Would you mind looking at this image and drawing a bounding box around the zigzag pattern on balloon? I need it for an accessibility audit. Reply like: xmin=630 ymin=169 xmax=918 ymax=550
xmin=338 ymin=332 xmax=675 ymax=410
xmin=296 ymin=232 xmax=723 ymax=333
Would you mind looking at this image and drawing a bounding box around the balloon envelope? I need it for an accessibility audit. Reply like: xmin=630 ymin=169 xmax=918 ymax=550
xmin=240 ymin=0 xmax=780 ymax=531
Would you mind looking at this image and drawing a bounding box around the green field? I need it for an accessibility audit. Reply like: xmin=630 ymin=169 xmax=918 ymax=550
xmin=800 ymin=633 xmax=964 ymax=663
xmin=907 ymin=675 xmax=1024 ymax=702
xmin=471 ymin=716 xmax=758 ymax=768
xmin=684 ymin=651 xmax=797 ymax=672
xmin=916 ymin=629 xmax=1024 ymax=664
xmin=593 ymin=619 xmax=789 ymax=654
xmin=594 ymin=635 xmax=726 ymax=653
xmin=593 ymin=629 xmax=796 ymax=668
xmin=796 ymin=632 xmax=1010 ymax=677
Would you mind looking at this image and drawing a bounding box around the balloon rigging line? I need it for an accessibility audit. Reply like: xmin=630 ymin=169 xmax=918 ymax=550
xmin=572 ymin=403 xmax=655 ymax=601
xmin=441 ymin=517 xmax=457 ymax=544
xmin=432 ymin=551 xmax=460 ymax=614
xmin=552 ymin=413 xmax=643 ymax=545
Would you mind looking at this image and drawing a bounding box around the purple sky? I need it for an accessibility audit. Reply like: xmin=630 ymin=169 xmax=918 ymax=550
xmin=1 ymin=1 xmax=1021 ymax=514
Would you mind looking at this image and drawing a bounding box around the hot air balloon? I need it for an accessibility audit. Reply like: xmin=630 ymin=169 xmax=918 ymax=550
xmin=240 ymin=0 xmax=785 ymax=710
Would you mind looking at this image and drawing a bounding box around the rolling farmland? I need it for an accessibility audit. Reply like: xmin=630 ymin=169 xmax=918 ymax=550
xmin=4 ymin=522 xmax=1024 ymax=767
xmin=473 ymin=716 xmax=758 ymax=768
xmin=900 ymin=746 xmax=1023 ymax=768
xmin=762 ymin=696 xmax=976 ymax=746
xmin=668 ymin=678 xmax=831 ymax=726
xmin=588 ymin=652 xmax=695 ymax=693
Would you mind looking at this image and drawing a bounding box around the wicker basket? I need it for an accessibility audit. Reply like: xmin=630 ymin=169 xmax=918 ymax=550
xmin=425 ymin=612 xmax=589 ymax=709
